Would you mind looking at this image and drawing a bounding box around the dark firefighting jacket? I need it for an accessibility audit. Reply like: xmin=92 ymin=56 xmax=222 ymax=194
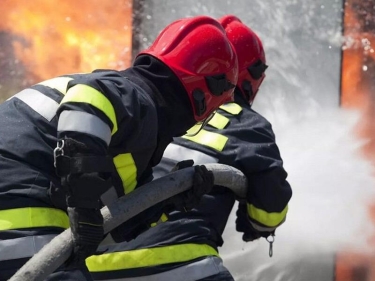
xmin=0 ymin=56 xmax=195 ymax=262
xmin=86 ymin=93 xmax=292 ymax=279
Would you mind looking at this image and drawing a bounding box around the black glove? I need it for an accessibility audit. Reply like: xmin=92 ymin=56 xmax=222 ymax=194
xmin=54 ymin=138 xmax=112 ymax=267
xmin=236 ymin=202 xmax=273 ymax=242
xmin=66 ymin=207 xmax=104 ymax=268
xmin=167 ymin=161 xmax=214 ymax=211
xmin=55 ymin=138 xmax=113 ymax=209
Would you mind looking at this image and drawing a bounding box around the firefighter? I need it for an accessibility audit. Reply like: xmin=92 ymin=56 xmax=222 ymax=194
xmin=86 ymin=15 xmax=292 ymax=281
xmin=0 ymin=15 xmax=238 ymax=281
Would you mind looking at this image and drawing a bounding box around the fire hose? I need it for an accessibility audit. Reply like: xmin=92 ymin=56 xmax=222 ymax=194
xmin=9 ymin=163 xmax=247 ymax=281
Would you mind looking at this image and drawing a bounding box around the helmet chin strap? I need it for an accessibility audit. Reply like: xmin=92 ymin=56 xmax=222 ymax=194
xmin=184 ymin=111 xmax=216 ymax=137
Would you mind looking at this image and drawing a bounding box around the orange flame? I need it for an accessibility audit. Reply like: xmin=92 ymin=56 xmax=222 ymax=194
xmin=0 ymin=0 xmax=132 ymax=84
xmin=337 ymin=1 xmax=375 ymax=280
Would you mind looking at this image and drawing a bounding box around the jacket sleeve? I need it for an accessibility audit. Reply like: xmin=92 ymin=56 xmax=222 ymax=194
xmin=56 ymin=71 xmax=132 ymax=148
xmin=226 ymin=110 xmax=292 ymax=233
xmin=169 ymin=104 xmax=292 ymax=233
xmin=54 ymin=71 xmax=153 ymax=206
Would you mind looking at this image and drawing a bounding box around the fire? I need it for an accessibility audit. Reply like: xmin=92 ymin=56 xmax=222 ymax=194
xmin=0 ymin=0 xmax=132 ymax=84
xmin=337 ymin=1 xmax=375 ymax=280
xmin=341 ymin=1 xmax=375 ymax=169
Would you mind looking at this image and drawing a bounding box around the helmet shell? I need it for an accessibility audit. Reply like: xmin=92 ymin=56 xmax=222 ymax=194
xmin=139 ymin=16 xmax=238 ymax=121
xmin=219 ymin=15 xmax=267 ymax=105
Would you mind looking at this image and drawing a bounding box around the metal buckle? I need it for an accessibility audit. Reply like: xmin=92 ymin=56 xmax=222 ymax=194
xmin=53 ymin=140 xmax=65 ymax=167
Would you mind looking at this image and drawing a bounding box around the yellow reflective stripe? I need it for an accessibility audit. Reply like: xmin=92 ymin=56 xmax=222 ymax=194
xmin=37 ymin=77 xmax=73 ymax=95
xmin=160 ymin=213 xmax=168 ymax=222
xmin=219 ymin=102 xmax=242 ymax=115
xmin=182 ymin=129 xmax=228 ymax=151
xmin=113 ymin=153 xmax=137 ymax=194
xmin=86 ymin=243 xmax=218 ymax=272
xmin=185 ymin=124 xmax=201 ymax=136
xmin=0 ymin=207 xmax=69 ymax=230
xmin=207 ymin=112 xmax=229 ymax=129
xmin=247 ymin=204 xmax=288 ymax=227
xmin=150 ymin=213 xmax=168 ymax=227
xmin=60 ymin=84 xmax=118 ymax=135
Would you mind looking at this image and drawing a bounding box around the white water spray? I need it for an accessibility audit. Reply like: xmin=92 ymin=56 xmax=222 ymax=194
xmin=135 ymin=1 xmax=375 ymax=279
xmin=220 ymin=107 xmax=375 ymax=280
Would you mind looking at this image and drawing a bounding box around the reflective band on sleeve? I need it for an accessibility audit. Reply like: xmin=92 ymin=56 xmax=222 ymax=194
xmin=249 ymin=220 xmax=278 ymax=233
xmin=247 ymin=203 xmax=288 ymax=228
xmin=37 ymin=77 xmax=73 ymax=94
xmin=0 ymin=234 xmax=58 ymax=261
xmin=207 ymin=112 xmax=229 ymax=129
xmin=9 ymin=89 xmax=59 ymax=121
xmin=163 ymin=143 xmax=218 ymax=164
xmin=89 ymin=256 xmax=226 ymax=281
xmin=113 ymin=153 xmax=137 ymax=194
xmin=182 ymin=129 xmax=228 ymax=152
xmin=58 ymin=110 xmax=112 ymax=145
xmin=0 ymin=207 xmax=69 ymax=230
xmin=219 ymin=102 xmax=243 ymax=115
xmin=61 ymin=84 xmax=118 ymax=135
xmin=86 ymin=243 xmax=219 ymax=272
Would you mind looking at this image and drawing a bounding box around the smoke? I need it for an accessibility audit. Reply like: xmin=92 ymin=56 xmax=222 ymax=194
xmin=220 ymin=106 xmax=375 ymax=280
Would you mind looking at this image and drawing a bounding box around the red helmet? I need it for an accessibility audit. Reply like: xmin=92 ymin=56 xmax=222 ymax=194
xmin=218 ymin=15 xmax=268 ymax=105
xmin=138 ymin=16 xmax=238 ymax=121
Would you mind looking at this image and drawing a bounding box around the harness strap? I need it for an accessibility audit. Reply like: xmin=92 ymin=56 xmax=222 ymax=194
xmin=55 ymin=154 xmax=114 ymax=176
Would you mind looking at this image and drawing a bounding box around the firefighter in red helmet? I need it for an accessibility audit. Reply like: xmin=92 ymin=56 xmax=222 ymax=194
xmin=87 ymin=15 xmax=291 ymax=281
xmin=0 ymin=15 xmax=237 ymax=281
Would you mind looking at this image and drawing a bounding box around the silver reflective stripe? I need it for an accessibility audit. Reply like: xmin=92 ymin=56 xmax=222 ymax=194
xmin=100 ymin=256 xmax=228 ymax=281
xmin=250 ymin=219 xmax=282 ymax=233
xmin=0 ymin=234 xmax=58 ymax=261
xmin=163 ymin=143 xmax=218 ymax=165
xmin=58 ymin=110 xmax=112 ymax=145
xmin=9 ymin=89 xmax=59 ymax=121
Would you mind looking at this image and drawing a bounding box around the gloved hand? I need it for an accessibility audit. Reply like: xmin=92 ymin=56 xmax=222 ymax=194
xmin=236 ymin=202 xmax=273 ymax=242
xmin=167 ymin=160 xmax=214 ymax=211
xmin=66 ymin=207 xmax=104 ymax=268
xmin=55 ymin=138 xmax=112 ymax=267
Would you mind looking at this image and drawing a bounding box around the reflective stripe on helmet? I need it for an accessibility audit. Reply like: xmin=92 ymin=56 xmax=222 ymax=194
xmin=57 ymin=110 xmax=112 ymax=145
xmin=247 ymin=203 xmax=288 ymax=229
xmin=0 ymin=207 xmax=69 ymax=230
xmin=86 ymin=243 xmax=219 ymax=272
xmin=60 ymin=84 xmax=118 ymax=134
xmin=182 ymin=129 xmax=228 ymax=152
xmin=113 ymin=153 xmax=137 ymax=195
